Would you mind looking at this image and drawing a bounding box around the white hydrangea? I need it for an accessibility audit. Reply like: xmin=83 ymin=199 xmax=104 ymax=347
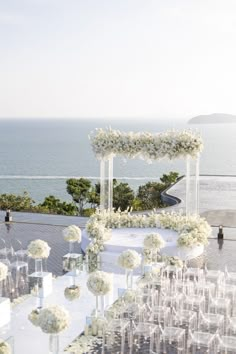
xmin=143 ymin=233 xmax=166 ymax=249
xmin=38 ymin=305 xmax=70 ymax=334
xmin=87 ymin=271 xmax=113 ymax=296
xmin=0 ymin=339 xmax=11 ymax=354
xmin=117 ymin=249 xmax=141 ymax=270
xmin=0 ymin=262 xmax=8 ymax=282
xmin=64 ymin=286 xmax=81 ymax=301
xmin=27 ymin=239 xmax=51 ymax=259
xmin=63 ymin=225 xmax=81 ymax=242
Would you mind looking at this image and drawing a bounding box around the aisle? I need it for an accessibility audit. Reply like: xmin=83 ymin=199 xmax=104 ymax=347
xmin=4 ymin=270 xmax=126 ymax=354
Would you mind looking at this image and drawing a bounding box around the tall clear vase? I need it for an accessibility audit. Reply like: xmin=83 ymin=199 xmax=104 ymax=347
xmin=125 ymin=269 xmax=133 ymax=289
xmin=69 ymin=241 xmax=74 ymax=254
xmin=95 ymin=295 xmax=105 ymax=317
xmin=35 ymin=258 xmax=43 ymax=274
xmin=49 ymin=334 xmax=59 ymax=354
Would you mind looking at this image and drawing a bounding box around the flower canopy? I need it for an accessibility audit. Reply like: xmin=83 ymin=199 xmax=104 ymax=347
xmin=90 ymin=128 xmax=203 ymax=160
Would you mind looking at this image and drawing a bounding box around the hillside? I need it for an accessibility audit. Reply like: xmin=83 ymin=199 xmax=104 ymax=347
xmin=189 ymin=113 xmax=236 ymax=124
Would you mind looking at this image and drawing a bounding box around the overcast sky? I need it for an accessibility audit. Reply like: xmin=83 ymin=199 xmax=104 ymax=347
xmin=0 ymin=0 xmax=236 ymax=120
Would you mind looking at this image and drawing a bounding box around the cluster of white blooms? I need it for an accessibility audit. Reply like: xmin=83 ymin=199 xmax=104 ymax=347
xmin=87 ymin=271 xmax=113 ymax=296
xmin=143 ymin=233 xmax=166 ymax=249
xmin=37 ymin=305 xmax=70 ymax=334
xmin=63 ymin=225 xmax=81 ymax=242
xmin=159 ymin=211 xmax=211 ymax=247
xmin=0 ymin=262 xmax=8 ymax=282
xmin=0 ymin=340 xmax=11 ymax=354
xmin=28 ymin=309 xmax=41 ymax=327
xmin=118 ymin=249 xmax=141 ymax=270
xmin=64 ymin=285 xmax=81 ymax=301
xmin=27 ymin=239 xmax=51 ymax=259
xmin=166 ymin=256 xmax=184 ymax=268
xmin=86 ymin=209 xmax=211 ymax=258
xmin=90 ymin=128 xmax=203 ymax=160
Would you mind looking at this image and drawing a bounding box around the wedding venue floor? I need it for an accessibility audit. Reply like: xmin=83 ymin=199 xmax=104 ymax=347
xmin=1 ymin=176 xmax=236 ymax=353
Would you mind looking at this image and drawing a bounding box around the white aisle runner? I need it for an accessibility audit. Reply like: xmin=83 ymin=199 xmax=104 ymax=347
xmin=4 ymin=271 xmax=126 ymax=354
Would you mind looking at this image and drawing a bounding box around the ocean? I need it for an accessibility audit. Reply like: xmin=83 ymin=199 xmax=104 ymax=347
xmin=0 ymin=118 xmax=235 ymax=203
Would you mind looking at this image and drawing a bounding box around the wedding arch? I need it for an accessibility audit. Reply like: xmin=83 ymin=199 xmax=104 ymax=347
xmin=90 ymin=128 xmax=203 ymax=215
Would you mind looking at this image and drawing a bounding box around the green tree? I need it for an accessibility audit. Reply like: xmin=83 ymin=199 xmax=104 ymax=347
xmin=66 ymin=178 xmax=93 ymax=215
xmin=136 ymin=181 xmax=165 ymax=210
xmin=38 ymin=195 xmax=77 ymax=215
xmin=160 ymin=171 xmax=179 ymax=186
xmin=0 ymin=191 xmax=35 ymax=211
xmin=113 ymin=180 xmax=135 ymax=211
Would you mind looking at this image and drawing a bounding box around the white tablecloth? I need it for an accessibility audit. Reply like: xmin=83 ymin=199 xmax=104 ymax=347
xmin=82 ymin=227 xmax=204 ymax=262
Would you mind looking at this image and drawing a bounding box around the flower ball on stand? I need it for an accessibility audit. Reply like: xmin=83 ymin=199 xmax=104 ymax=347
xmin=27 ymin=239 xmax=52 ymax=304
xmin=62 ymin=225 xmax=83 ymax=274
xmin=118 ymin=249 xmax=141 ymax=289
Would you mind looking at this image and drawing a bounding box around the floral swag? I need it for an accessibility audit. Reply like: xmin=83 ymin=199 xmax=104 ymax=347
xmin=85 ymin=209 xmax=211 ymax=257
xmin=90 ymin=128 xmax=203 ymax=160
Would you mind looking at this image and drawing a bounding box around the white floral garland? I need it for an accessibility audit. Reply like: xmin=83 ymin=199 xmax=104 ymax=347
xmin=86 ymin=209 xmax=211 ymax=258
xmin=90 ymin=128 xmax=203 ymax=160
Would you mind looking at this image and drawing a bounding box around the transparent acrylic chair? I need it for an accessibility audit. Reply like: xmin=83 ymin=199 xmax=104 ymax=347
xmin=10 ymin=239 xmax=28 ymax=298
xmin=103 ymin=318 xmax=130 ymax=354
xmin=183 ymin=293 xmax=205 ymax=313
xmin=204 ymin=266 xmax=224 ymax=284
xmin=184 ymin=267 xmax=205 ymax=282
xmin=198 ymin=310 xmax=225 ymax=335
xmin=225 ymin=266 xmax=236 ymax=286
xmin=225 ymin=316 xmax=236 ymax=336
xmin=132 ymin=322 xmax=158 ymax=354
xmin=217 ymin=335 xmax=236 ymax=354
xmin=159 ymin=325 xmax=186 ymax=354
xmin=149 ymin=305 xmax=171 ymax=327
xmin=208 ymin=293 xmax=231 ymax=317
xmin=172 ymin=308 xmax=198 ymax=332
xmin=187 ymin=330 xmax=217 ymax=354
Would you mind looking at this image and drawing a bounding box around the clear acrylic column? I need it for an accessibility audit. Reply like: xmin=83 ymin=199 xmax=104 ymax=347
xmin=100 ymin=156 xmax=113 ymax=210
xmin=185 ymin=154 xmax=200 ymax=215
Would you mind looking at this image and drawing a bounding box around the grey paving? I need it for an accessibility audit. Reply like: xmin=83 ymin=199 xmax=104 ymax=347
xmin=0 ymin=210 xmax=88 ymax=227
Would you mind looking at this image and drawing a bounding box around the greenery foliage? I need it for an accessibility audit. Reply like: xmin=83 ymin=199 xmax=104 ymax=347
xmin=0 ymin=171 xmax=179 ymax=216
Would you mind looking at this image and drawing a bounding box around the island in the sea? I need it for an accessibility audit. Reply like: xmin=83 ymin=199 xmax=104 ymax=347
xmin=188 ymin=113 xmax=236 ymax=124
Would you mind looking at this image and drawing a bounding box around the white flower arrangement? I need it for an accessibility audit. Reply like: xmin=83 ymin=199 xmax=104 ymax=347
xmin=166 ymin=256 xmax=183 ymax=268
xmin=85 ymin=209 xmax=211 ymax=259
xmin=27 ymin=239 xmax=51 ymax=259
xmin=87 ymin=271 xmax=113 ymax=296
xmin=64 ymin=285 xmax=81 ymax=301
xmin=63 ymin=225 xmax=82 ymax=243
xmin=0 ymin=262 xmax=8 ymax=282
xmin=28 ymin=309 xmax=41 ymax=327
xmin=143 ymin=233 xmax=166 ymax=249
xmin=37 ymin=305 xmax=70 ymax=334
xmin=90 ymin=128 xmax=203 ymax=160
xmin=117 ymin=249 xmax=141 ymax=270
xmin=0 ymin=340 xmax=11 ymax=354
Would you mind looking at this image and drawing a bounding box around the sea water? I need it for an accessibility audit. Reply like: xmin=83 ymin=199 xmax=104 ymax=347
xmin=0 ymin=118 xmax=235 ymax=202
